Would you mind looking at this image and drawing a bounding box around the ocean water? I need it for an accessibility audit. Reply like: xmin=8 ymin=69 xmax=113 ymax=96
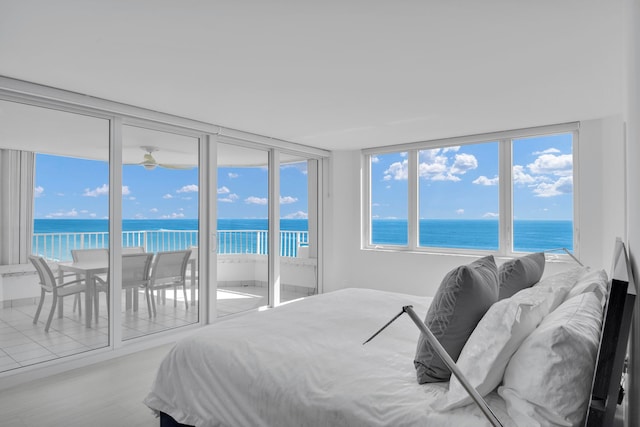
xmin=372 ymin=219 xmax=573 ymax=252
xmin=34 ymin=218 xmax=309 ymax=233
xmin=33 ymin=218 xmax=572 ymax=258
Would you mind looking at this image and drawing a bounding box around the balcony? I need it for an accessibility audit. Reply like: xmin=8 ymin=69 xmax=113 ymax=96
xmin=0 ymin=229 xmax=316 ymax=372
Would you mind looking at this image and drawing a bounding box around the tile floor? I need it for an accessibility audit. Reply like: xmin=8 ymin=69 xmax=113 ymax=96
xmin=0 ymin=284 xmax=309 ymax=374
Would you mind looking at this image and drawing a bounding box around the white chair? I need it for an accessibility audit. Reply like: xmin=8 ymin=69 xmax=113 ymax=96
xmin=149 ymin=250 xmax=191 ymax=316
xmin=187 ymin=246 xmax=198 ymax=306
xmin=29 ymin=255 xmax=86 ymax=332
xmin=71 ymin=248 xmax=109 ymax=263
xmin=95 ymin=252 xmax=154 ymax=316
xmin=122 ymin=246 xmax=145 ymax=254
xmin=120 ymin=247 xmax=145 ymax=308
xmin=70 ymin=248 xmax=109 ymax=322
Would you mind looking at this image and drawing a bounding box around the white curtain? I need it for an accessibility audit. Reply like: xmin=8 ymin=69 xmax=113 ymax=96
xmin=0 ymin=149 xmax=35 ymax=265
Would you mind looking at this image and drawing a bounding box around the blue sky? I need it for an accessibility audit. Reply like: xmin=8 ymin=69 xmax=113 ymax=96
xmin=34 ymin=156 xmax=309 ymax=220
xmin=371 ymin=133 xmax=573 ymax=221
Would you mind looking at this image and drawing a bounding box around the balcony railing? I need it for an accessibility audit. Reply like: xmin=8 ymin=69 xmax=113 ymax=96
xmin=32 ymin=229 xmax=309 ymax=262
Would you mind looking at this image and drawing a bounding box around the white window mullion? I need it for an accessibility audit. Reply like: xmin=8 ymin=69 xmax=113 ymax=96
xmin=202 ymin=134 xmax=217 ymax=323
xmin=109 ymin=116 xmax=123 ymax=348
xmin=268 ymin=149 xmax=281 ymax=307
xmin=499 ymin=139 xmax=512 ymax=256
xmin=408 ymin=150 xmax=419 ymax=250
xmin=362 ymin=154 xmax=372 ymax=248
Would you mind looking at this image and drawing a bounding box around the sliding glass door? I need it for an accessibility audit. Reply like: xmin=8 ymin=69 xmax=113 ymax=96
xmin=121 ymin=125 xmax=200 ymax=339
xmin=279 ymin=157 xmax=318 ymax=302
xmin=216 ymin=142 xmax=269 ymax=316
xmin=0 ymin=99 xmax=110 ymax=371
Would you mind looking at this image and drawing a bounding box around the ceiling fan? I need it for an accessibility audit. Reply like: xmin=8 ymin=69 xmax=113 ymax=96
xmin=133 ymin=146 xmax=194 ymax=170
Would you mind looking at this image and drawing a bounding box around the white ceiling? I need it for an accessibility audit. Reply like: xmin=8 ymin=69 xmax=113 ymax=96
xmin=0 ymin=0 xmax=624 ymax=152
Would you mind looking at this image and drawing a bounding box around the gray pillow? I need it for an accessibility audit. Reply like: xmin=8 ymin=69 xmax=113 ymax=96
xmin=498 ymin=252 xmax=545 ymax=300
xmin=414 ymin=255 xmax=499 ymax=384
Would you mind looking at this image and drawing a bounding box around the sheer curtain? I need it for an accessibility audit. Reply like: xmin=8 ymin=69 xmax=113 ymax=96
xmin=0 ymin=149 xmax=34 ymax=264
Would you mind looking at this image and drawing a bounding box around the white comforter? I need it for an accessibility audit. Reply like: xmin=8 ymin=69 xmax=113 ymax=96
xmin=144 ymin=288 xmax=515 ymax=427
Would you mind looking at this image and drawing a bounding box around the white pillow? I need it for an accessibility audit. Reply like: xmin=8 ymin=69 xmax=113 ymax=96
xmin=498 ymin=292 xmax=603 ymax=427
xmin=534 ymin=266 xmax=587 ymax=292
xmin=566 ymin=269 xmax=608 ymax=304
xmin=435 ymin=285 xmax=566 ymax=410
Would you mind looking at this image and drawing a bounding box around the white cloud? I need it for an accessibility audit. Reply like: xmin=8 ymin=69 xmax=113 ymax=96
xmin=383 ymin=160 xmax=408 ymax=181
xmin=419 ymin=158 xmax=448 ymax=178
xmin=533 ymin=148 xmax=561 ymax=155
xmin=219 ymin=194 xmax=239 ymax=203
xmin=128 ymin=196 xmax=136 ymax=200
xmin=217 ymin=186 xmax=230 ymax=194
xmin=82 ymin=184 xmax=129 ymax=197
xmin=177 ymin=184 xmax=198 ymax=193
xmin=34 ymin=186 xmax=44 ymax=197
xmin=283 ymin=211 xmax=308 ymax=219
xmin=371 ymin=156 xmax=379 ymax=163
xmin=228 ymin=172 xmax=239 ymax=178
xmin=47 ymin=208 xmax=79 ymax=218
xmin=456 ymin=209 xmax=464 ymax=215
xmin=473 ymin=175 xmax=499 ymax=186
xmin=513 ymin=165 xmax=537 ymax=184
xmin=163 ymin=194 xmax=174 ymax=199
xmin=417 ymin=148 xmax=474 ymax=182
xmin=533 ymin=176 xmax=573 ymax=197
xmin=83 ymin=184 xmax=109 ymax=197
xmin=432 ymin=173 xmax=460 ymax=182
xmin=528 ymin=153 xmax=572 ymax=176
xmin=150 ymin=208 xmax=159 ymax=213
xmin=89 ymin=213 xmax=97 ymax=218
xmin=450 ymin=153 xmax=478 ymax=175
xmin=80 ymin=210 xmax=89 ymax=214
xmin=483 ymin=212 xmax=499 ymax=218
xmin=161 ymin=212 xmax=185 ymax=219
xmin=245 ymin=196 xmax=268 ymax=205
xmin=280 ymin=196 xmax=298 ymax=204
xmin=134 ymin=213 xmax=146 ymax=219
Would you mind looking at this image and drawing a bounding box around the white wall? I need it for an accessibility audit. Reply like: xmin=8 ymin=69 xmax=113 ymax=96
xmin=325 ymin=116 xmax=626 ymax=297
xmin=624 ymin=0 xmax=640 ymax=425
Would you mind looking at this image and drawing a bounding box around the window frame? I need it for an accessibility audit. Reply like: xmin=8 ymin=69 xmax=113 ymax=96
xmin=362 ymin=123 xmax=580 ymax=258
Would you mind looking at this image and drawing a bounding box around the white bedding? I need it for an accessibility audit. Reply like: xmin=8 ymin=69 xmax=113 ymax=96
xmin=144 ymin=288 xmax=516 ymax=427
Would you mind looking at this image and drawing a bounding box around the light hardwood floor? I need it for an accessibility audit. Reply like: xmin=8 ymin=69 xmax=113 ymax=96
xmin=0 ymin=343 xmax=175 ymax=427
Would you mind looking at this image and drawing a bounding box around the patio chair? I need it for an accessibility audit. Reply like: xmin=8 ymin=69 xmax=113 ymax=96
xmin=122 ymin=246 xmax=146 ymax=254
xmin=71 ymin=248 xmax=109 ymax=263
xmin=71 ymin=248 xmax=109 ymax=322
xmin=94 ymin=252 xmax=154 ymax=316
xmin=29 ymin=255 xmax=86 ymax=332
xmin=186 ymin=246 xmax=198 ymax=306
xmin=149 ymin=250 xmax=191 ymax=316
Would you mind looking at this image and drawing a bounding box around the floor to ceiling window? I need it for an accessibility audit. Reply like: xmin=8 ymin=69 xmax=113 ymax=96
xmin=121 ymin=124 xmax=200 ymax=339
xmin=216 ymin=142 xmax=270 ymax=316
xmin=0 ymin=99 xmax=111 ymax=372
xmin=279 ymin=157 xmax=318 ymax=303
xmin=0 ymin=78 xmax=327 ymax=376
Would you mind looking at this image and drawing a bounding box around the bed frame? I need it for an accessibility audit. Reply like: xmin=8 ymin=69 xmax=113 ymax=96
xmin=157 ymin=239 xmax=636 ymax=427
xmin=585 ymin=239 xmax=636 ymax=427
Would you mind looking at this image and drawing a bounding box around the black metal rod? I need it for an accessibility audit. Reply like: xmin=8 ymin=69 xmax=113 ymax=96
xmin=362 ymin=307 xmax=408 ymax=345
xmin=402 ymin=306 xmax=504 ymax=427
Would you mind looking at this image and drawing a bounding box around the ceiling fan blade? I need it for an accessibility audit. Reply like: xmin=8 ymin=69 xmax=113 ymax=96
xmin=158 ymin=163 xmax=195 ymax=170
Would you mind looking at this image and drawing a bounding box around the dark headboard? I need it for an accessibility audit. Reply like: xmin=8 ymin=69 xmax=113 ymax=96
xmin=586 ymin=239 xmax=637 ymax=427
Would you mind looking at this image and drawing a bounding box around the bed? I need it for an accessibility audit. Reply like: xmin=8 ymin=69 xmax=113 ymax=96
xmin=144 ymin=240 xmax=635 ymax=427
